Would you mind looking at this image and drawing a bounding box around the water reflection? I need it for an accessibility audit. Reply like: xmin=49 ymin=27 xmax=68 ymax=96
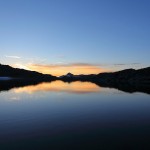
xmin=0 ymin=80 xmax=150 ymax=150
xmin=13 ymin=81 xmax=101 ymax=94
xmin=0 ymin=79 xmax=149 ymax=94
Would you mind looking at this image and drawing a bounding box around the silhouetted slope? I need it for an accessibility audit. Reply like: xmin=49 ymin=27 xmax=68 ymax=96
xmin=97 ymin=67 xmax=150 ymax=85
xmin=0 ymin=64 xmax=150 ymax=94
xmin=59 ymin=67 xmax=150 ymax=94
xmin=93 ymin=67 xmax=150 ymax=94
xmin=59 ymin=67 xmax=150 ymax=84
xmin=0 ymin=64 xmax=57 ymax=81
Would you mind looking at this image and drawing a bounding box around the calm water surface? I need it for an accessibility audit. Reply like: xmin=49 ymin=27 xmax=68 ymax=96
xmin=0 ymin=81 xmax=150 ymax=150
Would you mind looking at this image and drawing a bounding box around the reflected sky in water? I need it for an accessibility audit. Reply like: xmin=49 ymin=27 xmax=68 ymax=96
xmin=13 ymin=81 xmax=101 ymax=94
xmin=0 ymin=81 xmax=150 ymax=149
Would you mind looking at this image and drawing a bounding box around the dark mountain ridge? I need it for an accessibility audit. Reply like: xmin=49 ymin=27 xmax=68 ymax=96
xmin=0 ymin=64 xmax=150 ymax=84
xmin=0 ymin=64 xmax=150 ymax=94
xmin=0 ymin=64 xmax=56 ymax=81
xmin=60 ymin=67 xmax=150 ymax=83
xmin=59 ymin=67 xmax=150 ymax=94
xmin=97 ymin=67 xmax=150 ymax=84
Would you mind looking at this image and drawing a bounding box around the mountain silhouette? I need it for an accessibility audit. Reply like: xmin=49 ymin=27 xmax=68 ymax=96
xmin=0 ymin=64 xmax=56 ymax=81
xmin=0 ymin=64 xmax=150 ymax=94
xmin=59 ymin=67 xmax=150 ymax=94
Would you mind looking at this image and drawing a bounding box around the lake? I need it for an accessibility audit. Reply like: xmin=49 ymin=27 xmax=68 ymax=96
xmin=0 ymin=81 xmax=150 ymax=150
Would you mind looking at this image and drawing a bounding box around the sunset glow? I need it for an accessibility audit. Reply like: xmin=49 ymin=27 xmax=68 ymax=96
xmin=26 ymin=63 xmax=107 ymax=76
xmin=13 ymin=63 xmax=31 ymax=70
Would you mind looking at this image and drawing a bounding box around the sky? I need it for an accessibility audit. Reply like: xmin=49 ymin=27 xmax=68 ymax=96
xmin=0 ymin=0 xmax=150 ymax=76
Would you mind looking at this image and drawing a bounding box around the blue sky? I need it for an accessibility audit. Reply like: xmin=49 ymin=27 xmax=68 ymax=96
xmin=0 ymin=0 xmax=150 ymax=75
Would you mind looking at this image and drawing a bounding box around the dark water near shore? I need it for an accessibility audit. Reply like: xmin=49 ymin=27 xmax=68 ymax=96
xmin=0 ymin=81 xmax=150 ymax=150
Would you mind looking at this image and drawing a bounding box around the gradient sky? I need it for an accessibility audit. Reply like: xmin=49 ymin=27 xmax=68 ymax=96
xmin=0 ymin=0 xmax=150 ymax=76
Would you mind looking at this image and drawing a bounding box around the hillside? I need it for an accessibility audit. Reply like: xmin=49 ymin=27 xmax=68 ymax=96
xmin=0 ymin=64 xmax=56 ymax=81
xmin=97 ymin=67 xmax=150 ymax=85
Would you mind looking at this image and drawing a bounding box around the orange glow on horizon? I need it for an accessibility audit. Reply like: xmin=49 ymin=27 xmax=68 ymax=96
xmin=26 ymin=63 xmax=107 ymax=76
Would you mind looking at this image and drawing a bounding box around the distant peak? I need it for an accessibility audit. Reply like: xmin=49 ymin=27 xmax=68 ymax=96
xmin=66 ymin=72 xmax=73 ymax=76
xmin=66 ymin=73 xmax=74 ymax=77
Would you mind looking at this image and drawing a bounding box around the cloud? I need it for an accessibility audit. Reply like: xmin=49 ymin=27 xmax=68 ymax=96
xmin=30 ymin=62 xmax=102 ymax=68
xmin=113 ymin=63 xmax=140 ymax=66
xmin=5 ymin=55 xmax=21 ymax=59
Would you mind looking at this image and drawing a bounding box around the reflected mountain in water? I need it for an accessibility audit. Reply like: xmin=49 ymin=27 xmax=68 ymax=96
xmin=13 ymin=81 xmax=101 ymax=94
xmin=0 ymin=79 xmax=150 ymax=94
xmin=60 ymin=67 xmax=150 ymax=94
xmin=0 ymin=64 xmax=150 ymax=94
xmin=94 ymin=81 xmax=150 ymax=94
